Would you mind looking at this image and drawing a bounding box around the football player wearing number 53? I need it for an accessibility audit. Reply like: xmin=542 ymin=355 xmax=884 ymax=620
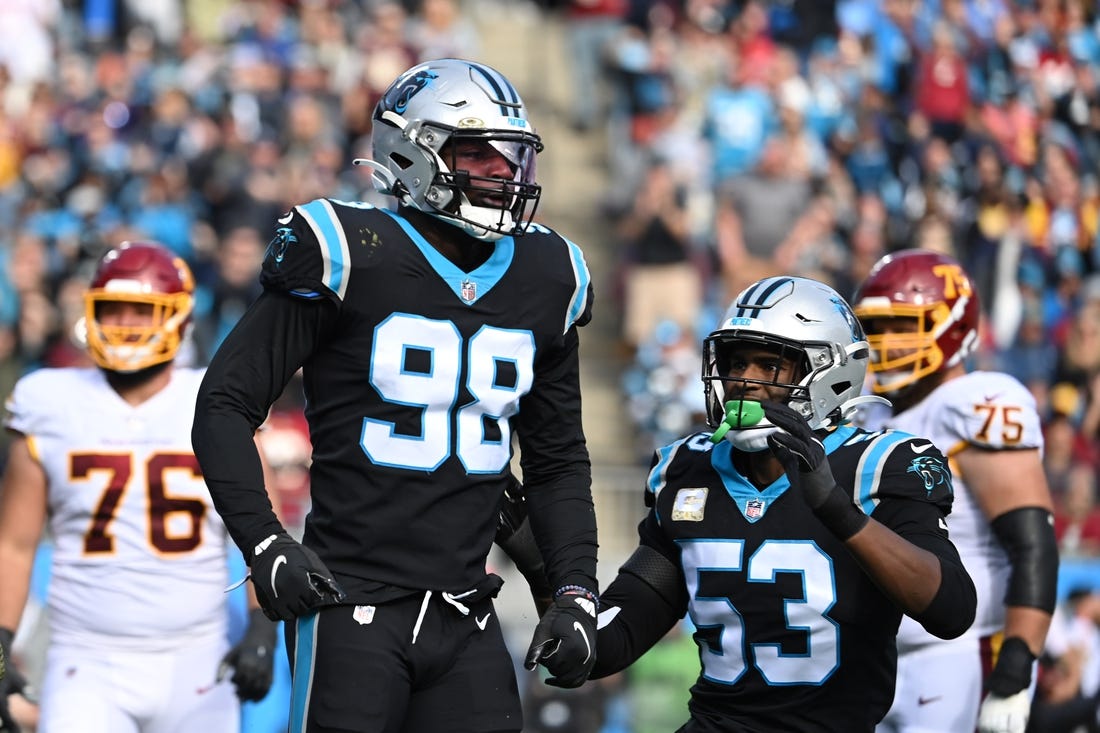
xmin=0 ymin=241 xmax=279 ymax=733
xmin=854 ymin=250 xmax=1059 ymax=733
xmin=191 ymin=58 xmax=599 ymax=732
xmin=587 ymin=276 xmax=976 ymax=732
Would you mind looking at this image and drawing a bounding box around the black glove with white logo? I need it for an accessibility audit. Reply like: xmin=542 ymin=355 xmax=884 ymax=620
xmin=762 ymin=401 xmax=868 ymax=541
xmin=524 ymin=586 xmax=598 ymax=688
xmin=250 ymin=532 xmax=346 ymax=621
xmin=218 ymin=608 xmax=278 ymax=701
xmin=0 ymin=627 xmax=28 ymax=733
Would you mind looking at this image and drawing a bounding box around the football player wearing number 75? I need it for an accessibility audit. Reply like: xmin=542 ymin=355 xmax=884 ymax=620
xmin=587 ymin=276 xmax=976 ymax=732
xmin=192 ymin=58 xmax=599 ymax=733
xmin=854 ymin=250 xmax=1059 ymax=733
xmin=0 ymin=241 xmax=279 ymax=732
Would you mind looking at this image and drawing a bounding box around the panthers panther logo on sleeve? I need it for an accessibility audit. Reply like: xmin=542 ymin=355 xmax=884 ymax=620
xmin=907 ymin=455 xmax=952 ymax=495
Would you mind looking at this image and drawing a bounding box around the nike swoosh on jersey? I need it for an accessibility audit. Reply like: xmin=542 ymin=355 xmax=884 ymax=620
xmin=573 ymin=621 xmax=592 ymax=663
xmin=918 ymin=695 xmax=942 ymax=706
xmin=911 ymin=442 xmax=934 ymax=453
xmin=476 ymin=613 xmax=491 ymax=631
xmin=271 ymin=555 xmax=287 ymax=598
xmin=277 ymin=212 xmax=294 ymax=225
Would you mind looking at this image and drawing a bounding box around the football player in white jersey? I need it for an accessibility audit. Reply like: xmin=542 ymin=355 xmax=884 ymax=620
xmin=853 ymin=249 xmax=1058 ymax=733
xmin=0 ymin=241 xmax=279 ymax=732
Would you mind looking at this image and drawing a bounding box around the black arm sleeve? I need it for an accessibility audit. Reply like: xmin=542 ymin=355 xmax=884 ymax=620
xmin=591 ymin=544 xmax=688 ymax=679
xmin=991 ymin=506 xmax=1059 ymax=613
xmin=514 ymin=326 xmax=598 ymax=594
xmin=871 ymin=497 xmax=977 ymax=639
xmin=192 ymin=291 xmax=337 ymax=556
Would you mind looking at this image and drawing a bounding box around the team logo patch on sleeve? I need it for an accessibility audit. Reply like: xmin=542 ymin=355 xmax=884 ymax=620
xmin=672 ymin=488 xmax=708 ymax=521
xmin=907 ymin=456 xmax=952 ymax=494
xmin=267 ymin=226 xmax=298 ymax=266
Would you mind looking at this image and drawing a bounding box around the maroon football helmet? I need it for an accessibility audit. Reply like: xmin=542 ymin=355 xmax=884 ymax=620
xmin=852 ymin=249 xmax=981 ymax=395
xmin=84 ymin=241 xmax=195 ymax=372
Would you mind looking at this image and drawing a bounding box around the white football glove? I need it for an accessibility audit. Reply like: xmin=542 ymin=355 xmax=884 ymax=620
xmin=977 ymin=689 xmax=1031 ymax=733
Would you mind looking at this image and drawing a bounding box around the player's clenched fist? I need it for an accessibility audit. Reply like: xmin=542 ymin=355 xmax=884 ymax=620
xmin=524 ymin=587 xmax=598 ymax=688
xmin=250 ymin=532 xmax=346 ymax=621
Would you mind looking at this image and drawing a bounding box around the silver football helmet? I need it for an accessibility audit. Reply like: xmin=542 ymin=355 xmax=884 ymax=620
xmin=354 ymin=58 xmax=543 ymax=241
xmin=703 ymin=276 xmax=887 ymax=443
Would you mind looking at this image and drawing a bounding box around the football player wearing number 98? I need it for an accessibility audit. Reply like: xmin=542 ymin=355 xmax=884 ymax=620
xmin=854 ymin=250 xmax=1059 ymax=733
xmin=191 ymin=58 xmax=598 ymax=732
xmin=587 ymin=276 xmax=976 ymax=732
xmin=0 ymin=241 xmax=279 ymax=733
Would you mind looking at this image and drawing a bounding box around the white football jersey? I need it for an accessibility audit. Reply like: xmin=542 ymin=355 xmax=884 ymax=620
xmin=874 ymin=371 xmax=1043 ymax=652
xmin=5 ymin=367 xmax=231 ymax=650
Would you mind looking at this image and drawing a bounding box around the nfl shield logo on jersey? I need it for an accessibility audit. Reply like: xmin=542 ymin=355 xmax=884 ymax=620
xmin=744 ymin=498 xmax=766 ymax=522
xmin=460 ymin=279 xmax=477 ymax=302
xmin=672 ymin=488 xmax=708 ymax=521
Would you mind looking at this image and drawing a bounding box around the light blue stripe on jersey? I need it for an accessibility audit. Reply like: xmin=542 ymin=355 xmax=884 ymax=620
xmin=563 ymin=235 xmax=591 ymax=334
xmin=382 ymin=209 xmax=514 ymax=304
xmin=647 ymin=436 xmax=692 ymax=524
xmin=289 ymin=613 xmax=319 ymax=733
xmin=849 ymin=428 xmax=912 ymax=514
xmin=297 ymin=199 xmax=349 ymax=300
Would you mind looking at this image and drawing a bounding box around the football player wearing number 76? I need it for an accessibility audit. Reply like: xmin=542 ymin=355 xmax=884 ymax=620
xmin=0 ymin=241 xmax=279 ymax=732
xmin=586 ymin=276 xmax=976 ymax=732
xmin=192 ymin=58 xmax=599 ymax=732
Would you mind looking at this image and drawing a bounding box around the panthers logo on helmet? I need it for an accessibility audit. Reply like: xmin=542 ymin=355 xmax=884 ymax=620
xmin=380 ymin=69 xmax=438 ymax=116
xmin=830 ymin=296 xmax=864 ymax=343
xmin=907 ymin=455 xmax=952 ymax=494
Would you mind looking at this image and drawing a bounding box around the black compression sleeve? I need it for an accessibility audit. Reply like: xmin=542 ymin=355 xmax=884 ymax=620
xmin=991 ymin=506 xmax=1059 ymax=613
xmin=516 ymin=327 xmax=598 ymax=593
xmin=192 ymin=291 xmax=336 ymax=555
xmin=909 ymin=554 xmax=977 ymax=639
xmin=591 ymin=547 xmax=687 ymax=679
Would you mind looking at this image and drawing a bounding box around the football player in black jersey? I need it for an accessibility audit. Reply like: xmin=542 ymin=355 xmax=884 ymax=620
xmin=192 ymin=59 xmax=598 ymax=732
xmin=585 ymin=276 xmax=977 ymax=732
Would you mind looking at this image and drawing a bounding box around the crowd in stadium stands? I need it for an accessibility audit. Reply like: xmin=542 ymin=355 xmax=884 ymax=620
xmin=6 ymin=0 xmax=1100 ymax=730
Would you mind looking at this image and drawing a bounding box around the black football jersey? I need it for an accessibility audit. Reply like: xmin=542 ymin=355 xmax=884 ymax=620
xmin=637 ymin=425 xmax=956 ymax=733
xmin=255 ymin=200 xmax=593 ymax=600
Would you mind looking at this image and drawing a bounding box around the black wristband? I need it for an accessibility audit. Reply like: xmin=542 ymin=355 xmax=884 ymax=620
xmin=814 ymin=486 xmax=869 ymax=541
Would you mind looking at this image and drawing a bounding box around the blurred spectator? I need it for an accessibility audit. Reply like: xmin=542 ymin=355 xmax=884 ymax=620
xmin=616 ymin=158 xmax=702 ymax=354
xmin=1055 ymin=461 xmax=1100 ymax=559
xmin=713 ymin=135 xmax=814 ymax=298
xmin=561 ymin=0 xmax=627 ymax=132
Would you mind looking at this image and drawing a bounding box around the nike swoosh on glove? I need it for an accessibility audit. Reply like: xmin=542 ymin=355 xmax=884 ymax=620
xmin=0 ymin=627 xmax=28 ymax=733
xmin=250 ymin=532 xmax=346 ymax=621
xmin=218 ymin=608 xmax=278 ymax=701
xmin=524 ymin=588 xmax=598 ymax=688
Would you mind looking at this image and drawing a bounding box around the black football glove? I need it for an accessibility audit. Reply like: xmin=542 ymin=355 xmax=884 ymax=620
xmin=496 ymin=481 xmax=553 ymax=616
xmin=978 ymin=636 xmax=1036 ymax=733
xmin=218 ymin=608 xmax=278 ymax=701
xmin=762 ymin=401 xmax=868 ymax=541
xmin=250 ymin=532 xmax=346 ymax=621
xmin=0 ymin=627 xmax=27 ymax=733
xmin=524 ymin=587 xmax=598 ymax=688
